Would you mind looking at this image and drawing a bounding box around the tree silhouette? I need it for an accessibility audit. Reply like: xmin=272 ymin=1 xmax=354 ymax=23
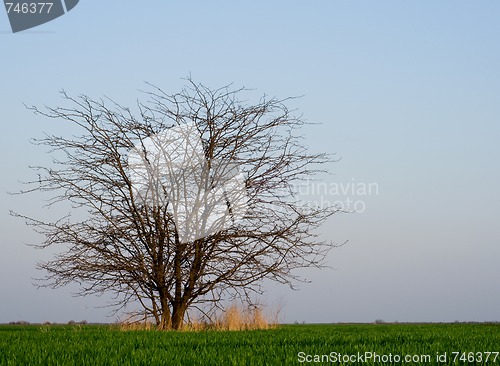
xmin=13 ymin=78 xmax=339 ymax=330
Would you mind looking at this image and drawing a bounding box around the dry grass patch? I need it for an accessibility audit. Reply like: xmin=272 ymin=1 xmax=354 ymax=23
xmin=213 ymin=304 xmax=277 ymax=331
xmin=115 ymin=304 xmax=279 ymax=331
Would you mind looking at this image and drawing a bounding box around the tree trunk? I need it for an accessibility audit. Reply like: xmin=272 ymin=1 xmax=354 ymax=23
xmin=171 ymin=303 xmax=187 ymax=330
xmin=158 ymin=308 xmax=171 ymax=330
xmin=157 ymin=287 xmax=172 ymax=330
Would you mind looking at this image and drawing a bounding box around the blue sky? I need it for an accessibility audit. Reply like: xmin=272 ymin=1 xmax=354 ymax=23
xmin=1 ymin=1 xmax=499 ymax=324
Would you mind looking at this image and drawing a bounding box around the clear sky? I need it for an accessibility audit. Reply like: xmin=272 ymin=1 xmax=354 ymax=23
xmin=1 ymin=1 xmax=499 ymax=324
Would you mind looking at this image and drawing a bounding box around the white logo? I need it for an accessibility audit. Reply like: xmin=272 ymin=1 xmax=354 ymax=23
xmin=127 ymin=123 xmax=248 ymax=243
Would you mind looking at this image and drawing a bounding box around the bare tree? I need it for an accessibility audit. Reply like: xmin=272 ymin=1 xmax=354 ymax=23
xmin=13 ymin=78 xmax=339 ymax=330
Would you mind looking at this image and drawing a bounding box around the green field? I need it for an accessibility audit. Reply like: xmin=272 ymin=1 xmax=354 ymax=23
xmin=0 ymin=323 xmax=499 ymax=365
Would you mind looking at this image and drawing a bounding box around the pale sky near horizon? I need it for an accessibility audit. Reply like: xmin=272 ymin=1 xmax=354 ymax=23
xmin=1 ymin=1 xmax=499 ymax=324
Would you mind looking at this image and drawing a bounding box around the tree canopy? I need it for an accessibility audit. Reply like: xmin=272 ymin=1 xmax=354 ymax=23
xmin=14 ymin=78 xmax=339 ymax=329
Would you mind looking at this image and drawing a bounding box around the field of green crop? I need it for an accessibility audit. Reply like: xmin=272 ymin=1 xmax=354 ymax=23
xmin=0 ymin=323 xmax=499 ymax=365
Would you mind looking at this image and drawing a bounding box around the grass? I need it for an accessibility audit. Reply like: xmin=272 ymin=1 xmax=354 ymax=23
xmin=117 ymin=304 xmax=277 ymax=331
xmin=0 ymin=323 xmax=499 ymax=365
